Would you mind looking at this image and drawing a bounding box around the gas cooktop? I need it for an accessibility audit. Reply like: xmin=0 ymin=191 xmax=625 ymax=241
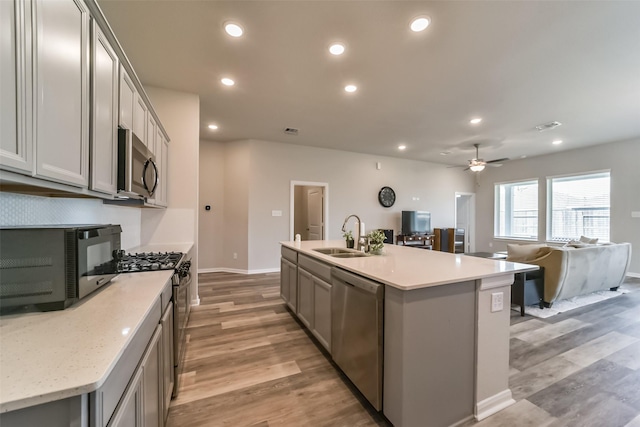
xmin=117 ymin=251 xmax=184 ymax=272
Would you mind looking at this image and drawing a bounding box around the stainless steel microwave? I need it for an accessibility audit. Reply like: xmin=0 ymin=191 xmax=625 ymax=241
xmin=117 ymin=128 xmax=158 ymax=199
xmin=0 ymin=225 xmax=122 ymax=313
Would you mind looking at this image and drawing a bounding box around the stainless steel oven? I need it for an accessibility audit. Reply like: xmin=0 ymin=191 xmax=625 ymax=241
xmin=172 ymin=258 xmax=191 ymax=397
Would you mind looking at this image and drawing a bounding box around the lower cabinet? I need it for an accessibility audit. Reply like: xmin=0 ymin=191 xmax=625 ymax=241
xmin=280 ymin=247 xmax=297 ymax=312
xmin=108 ymin=361 xmax=143 ymax=427
xmin=293 ymin=254 xmax=332 ymax=353
xmin=160 ymin=301 xmax=174 ymax=422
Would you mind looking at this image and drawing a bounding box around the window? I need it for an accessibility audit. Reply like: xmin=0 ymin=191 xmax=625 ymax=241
xmin=547 ymin=171 xmax=610 ymax=242
xmin=495 ymin=180 xmax=538 ymax=239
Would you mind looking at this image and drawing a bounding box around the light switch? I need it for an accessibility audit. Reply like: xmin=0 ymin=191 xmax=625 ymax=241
xmin=272 ymin=210 xmax=282 ymax=217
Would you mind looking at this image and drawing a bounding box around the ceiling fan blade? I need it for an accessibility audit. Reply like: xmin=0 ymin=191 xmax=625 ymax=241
xmin=486 ymin=158 xmax=509 ymax=164
xmin=446 ymin=164 xmax=468 ymax=168
xmin=487 ymin=163 xmax=503 ymax=167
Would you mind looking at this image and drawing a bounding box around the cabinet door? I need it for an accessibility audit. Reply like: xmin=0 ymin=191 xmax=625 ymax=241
xmin=280 ymin=258 xmax=290 ymax=304
xmin=155 ymin=134 xmax=168 ymax=206
xmin=287 ymin=260 xmax=297 ymax=312
xmin=133 ymin=93 xmax=147 ymax=145
xmin=146 ymin=114 xmax=157 ymax=155
xmin=312 ymin=276 xmax=331 ymax=352
xmin=90 ymin=21 xmax=118 ymax=194
xmin=119 ymin=67 xmax=135 ymax=130
xmin=0 ymin=0 xmax=32 ymax=174
xmin=160 ymin=302 xmax=174 ymax=421
xmin=108 ymin=367 xmax=143 ymax=427
xmin=34 ymin=0 xmax=89 ymax=187
xmin=297 ymin=268 xmax=313 ymax=329
xmin=141 ymin=326 xmax=163 ymax=427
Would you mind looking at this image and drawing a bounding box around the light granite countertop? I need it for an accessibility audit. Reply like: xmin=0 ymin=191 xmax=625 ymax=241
xmin=281 ymin=240 xmax=537 ymax=290
xmin=0 ymin=242 xmax=194 ymax=414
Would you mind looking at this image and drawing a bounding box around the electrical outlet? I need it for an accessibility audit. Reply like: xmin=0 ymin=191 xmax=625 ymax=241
xmin=491 ymin=292 xmax=504 ymax=312
xmin=233 ymin=253 xmax=238 ymax=259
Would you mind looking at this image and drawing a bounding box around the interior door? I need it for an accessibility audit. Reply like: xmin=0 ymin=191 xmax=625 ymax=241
xmin=307 ymin=188 xmax=324 ymax=240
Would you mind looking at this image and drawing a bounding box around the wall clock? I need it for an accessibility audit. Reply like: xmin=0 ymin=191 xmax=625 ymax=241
xmin=378 ymin=186 xmax=396 ymax=208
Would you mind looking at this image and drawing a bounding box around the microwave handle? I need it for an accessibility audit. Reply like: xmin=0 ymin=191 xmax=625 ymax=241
xmin=142 ymin=158 xmax=159 ymax=196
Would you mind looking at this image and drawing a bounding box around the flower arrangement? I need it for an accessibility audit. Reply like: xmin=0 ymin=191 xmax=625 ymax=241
xmin=367 ymin=229 xmax=386 ymax=255
xmin=343 ymin=230 xmax=354 ymax=248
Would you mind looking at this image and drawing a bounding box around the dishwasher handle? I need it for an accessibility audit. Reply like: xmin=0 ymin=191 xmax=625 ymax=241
xmin=331 ymin=267 xmax=383 ymax=297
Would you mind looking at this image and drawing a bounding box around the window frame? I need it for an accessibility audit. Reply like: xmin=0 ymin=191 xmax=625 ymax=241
xmin=546 ymin=170 xmax=611 ymax=243
xmin=494 ymin=178 xmax=539 ymax=241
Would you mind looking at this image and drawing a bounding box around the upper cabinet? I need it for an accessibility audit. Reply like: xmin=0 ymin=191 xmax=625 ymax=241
xmin=90 ymin=21 xmax=118 ymax=194
xmin=0 ymin=0 xmax=171 ymax=205
xmin=33 ymin=0 xmax=90 ymax=187
xmin=119 ymin=67 xmax=135 ymax=131
xmin=0 ymin=0 xmax=32 ymax=174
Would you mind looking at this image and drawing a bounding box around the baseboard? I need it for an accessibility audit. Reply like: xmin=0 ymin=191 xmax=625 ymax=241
xmin=627 ymin=272 xmax=640 ymax=279
xmin=198 ymin=267 xmax=280 ymax=275
xmin=475 ymin=389 xmax=515 ymax=421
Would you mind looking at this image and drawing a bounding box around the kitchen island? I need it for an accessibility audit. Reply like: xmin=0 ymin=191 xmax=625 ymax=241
xmin=281 ymin=240 xmax=537 ymax=427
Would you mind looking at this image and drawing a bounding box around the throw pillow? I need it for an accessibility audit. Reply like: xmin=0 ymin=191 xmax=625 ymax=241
xmin=506 ymin=243 xmax=548 ymax=262
xmin=579 ymin=235 xmax=599 ymax=244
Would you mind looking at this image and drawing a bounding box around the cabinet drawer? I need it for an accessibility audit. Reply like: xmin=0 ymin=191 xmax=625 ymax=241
xmin=281 ymin=246 xmax=298 ymax=264
xmin=160 ymin=279 xmax=172 ymax=312
xmin=298 ymin=254 xmax=331 ymax=283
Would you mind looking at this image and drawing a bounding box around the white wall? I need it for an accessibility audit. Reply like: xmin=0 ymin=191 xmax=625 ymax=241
xmin=198 ymin=140 xmax=225 ymax=271
xmin=199 ymin=139 xmax=475 ymax=272
xmin=142 ymin=86 xmax=200 ymax=300
xmin=474 ymin=138 xmax=640 ymax=275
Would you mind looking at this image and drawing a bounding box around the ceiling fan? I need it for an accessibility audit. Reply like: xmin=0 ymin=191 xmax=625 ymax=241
xmin=452 ymin=143 xmax=509 ymax=172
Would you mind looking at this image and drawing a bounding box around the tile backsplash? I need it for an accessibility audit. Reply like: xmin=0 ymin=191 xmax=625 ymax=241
xmin=0 ymin=192 xmax=142 ymax=249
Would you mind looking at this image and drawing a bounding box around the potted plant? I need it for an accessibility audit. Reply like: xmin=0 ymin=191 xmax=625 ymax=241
xmin=343 ymin=230 xmax=355 ymax=248
xmin=368 ymin=229 xmax=386 ymax=255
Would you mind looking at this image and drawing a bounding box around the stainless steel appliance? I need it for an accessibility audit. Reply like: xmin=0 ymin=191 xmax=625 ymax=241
xmin=331 ymin=267 xmax=384 ymax=411
xmin=117 ymin=128 xmax=158 ymax=199
xmin=117 ymin=251 xmax=191 ymax=397
xmin=0 ymin=225 xmax=122 ymax=313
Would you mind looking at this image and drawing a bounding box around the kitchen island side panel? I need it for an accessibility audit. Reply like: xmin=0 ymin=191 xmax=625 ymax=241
xmin=384 ymin=281 xmax=476 ymax=427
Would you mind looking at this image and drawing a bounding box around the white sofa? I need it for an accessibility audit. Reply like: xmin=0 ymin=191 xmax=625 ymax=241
xmin=506 ymin=242 xmax=632 ymax=305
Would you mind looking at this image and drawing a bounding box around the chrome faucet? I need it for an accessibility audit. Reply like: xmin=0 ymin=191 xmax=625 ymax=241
xmin=341 ymin=214 xmax=365 ymax=251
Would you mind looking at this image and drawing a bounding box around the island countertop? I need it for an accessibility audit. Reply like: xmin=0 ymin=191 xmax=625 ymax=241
xmin=281 ymin=240 xmax=537 ymax=290
xmin=0 ymin=242 xmax=195 ymax=414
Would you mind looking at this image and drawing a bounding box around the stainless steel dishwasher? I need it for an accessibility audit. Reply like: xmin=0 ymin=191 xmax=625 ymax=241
xmin=331 ymin=267 xmax=384 ymax=411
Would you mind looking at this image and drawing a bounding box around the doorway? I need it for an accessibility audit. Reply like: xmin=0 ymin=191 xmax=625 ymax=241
xmin=455 ymin=192 xmax=475 ymax=253
xmin=290 ymin=181 xmax=329 ymax=241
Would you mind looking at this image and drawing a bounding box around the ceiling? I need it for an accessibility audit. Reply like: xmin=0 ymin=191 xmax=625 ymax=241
xmin=97 ymin=0 xmax=640 ymax=167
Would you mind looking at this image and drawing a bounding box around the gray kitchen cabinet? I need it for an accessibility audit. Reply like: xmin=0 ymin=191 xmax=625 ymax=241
xmin=119 ymin=66 xmax=135 ymax=130
xmin=297 ymin=268 xmax=313 ymax=329
xmin=312 ymin=275 xmax=331 ymax=351
xmin=133 ymin=93 xmax=148 ymax=145
xmin=280 ymin=247 xmax=297 ymax=312
xmin=90 ymin=20 xmax=118 ymax=194
xmin=108 ymin=364 xmax=143 ymax=427
xmin=141 ymin=326 xmax=163 ymax=427
xmin=147 ymin=113 xmax=157 ymax=155
xmin=33 ymin=0 xmax=90 ymax=187
xmin=0 ymin=0 xmax=32 ymax=174
xmin=297 ymin=254 xmax=332 ymax=352
xmin=160 ymin=301 xmax=174 ymax=422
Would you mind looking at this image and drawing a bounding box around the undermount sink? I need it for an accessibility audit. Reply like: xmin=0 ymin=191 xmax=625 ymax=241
xmin=313 ymin=247 xmax=369 ymax=258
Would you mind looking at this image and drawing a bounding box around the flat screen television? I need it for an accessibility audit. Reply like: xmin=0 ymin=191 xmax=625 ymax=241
xmin=402 ymin=211 xmax=431 ymax=235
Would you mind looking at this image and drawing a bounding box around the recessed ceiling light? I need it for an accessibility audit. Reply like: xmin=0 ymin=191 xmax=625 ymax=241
xmin=552 ymin=139 xmax=563 ymax=145
xmin=410 ymin=16 xmax=431 ymax=32
xmin=398 ymin=145 xmax=407 ymax=150
xmin=329 ymin=43 xmax=345 ymax=55
xmin=469 ymin=118 xmax=482 ymax=124
xmin=221 ymin=77 xmax=235 ymax=86
xmin=208 ymin=124 xmax=218 ymax=130
xmin=344 ymin=85 xmax=357 ymax=93
xmin=224 ymin=22 xmax=243 ymax=37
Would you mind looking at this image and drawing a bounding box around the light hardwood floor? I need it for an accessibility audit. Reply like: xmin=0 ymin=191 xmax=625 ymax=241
xmin=168 ymin=273 xmax=640 ymax=427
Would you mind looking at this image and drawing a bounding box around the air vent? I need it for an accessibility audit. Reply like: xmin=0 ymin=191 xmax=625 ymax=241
xmin=535 ymin=121 xmax=562 ymax=132
xmin=284 ymin=127 xmax=299 ymax=135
